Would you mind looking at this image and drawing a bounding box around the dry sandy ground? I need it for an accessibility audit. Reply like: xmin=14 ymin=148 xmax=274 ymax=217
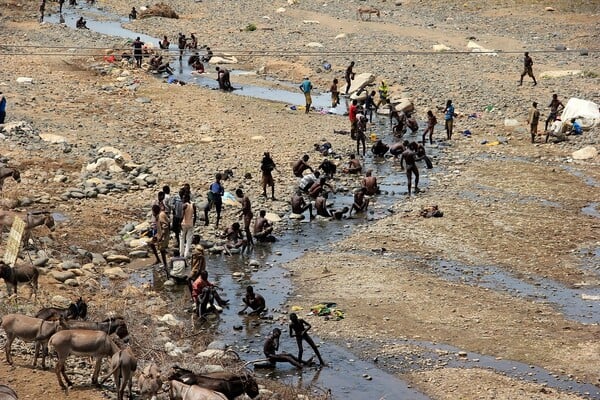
xmin=1 ymin=0 xmax=600 ymax=399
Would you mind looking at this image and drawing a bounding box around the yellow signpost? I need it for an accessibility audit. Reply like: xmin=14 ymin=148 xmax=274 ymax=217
xmin=3 ymin=216 xmax=25 ymax=267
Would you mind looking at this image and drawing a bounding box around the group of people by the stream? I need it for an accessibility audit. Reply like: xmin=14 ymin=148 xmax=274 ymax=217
xmin=144 ymin=181 xmax=326 ymax=367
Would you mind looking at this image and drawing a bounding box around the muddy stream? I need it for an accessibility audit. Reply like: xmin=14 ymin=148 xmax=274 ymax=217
xmin=49 ymin=5 xmax=600 ymax=399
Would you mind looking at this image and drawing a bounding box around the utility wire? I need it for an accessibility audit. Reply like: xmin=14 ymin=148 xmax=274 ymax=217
xmin=0 ymin=48 xmax=595 ymax=57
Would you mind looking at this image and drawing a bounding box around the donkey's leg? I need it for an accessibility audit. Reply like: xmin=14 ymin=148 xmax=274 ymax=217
xmin=92 ymin=356 xmax=103 ymax=385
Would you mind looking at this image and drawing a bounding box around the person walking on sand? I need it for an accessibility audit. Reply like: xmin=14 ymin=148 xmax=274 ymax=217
xmin=0 ymin=92 xmax=6 ymax=124
xmin=132 ymin=37 xmax=144 ymax=68
xmin=519 ymin=52 xmax=537 ymax=86
xmin=422 ymin=110 xmax=437 ymax=145
xmin=400 ymin=142 xmax=420 ymax=196
xmin=261 ymin=152 xmax=277 ymax=200
xmin=204 ymin=173 xmax=224 ymax=228
xmin=545 ymin=93 xmax=565 ymax=132
xmin=148 ymin=204 xmax=170 ymax=272
xmin=443 ymin=99 xmax=456 ymax=140
xmin=299 ymin=76 xmax=313 ymax=114
xmin=179 ymin=193 xmax=196 ymax=258
xmin=289 ymin=313 xmax=325 ymax=366
xmin=39 ymin=0 xmax=45 ymax=22
xmin=344 ymin=61 xmax=355 ymax=94
xmin=236 ymin=188 xmax=254 ymax=247
xmin=528 ymin=102 xmax=541 ymax=143
xmin=330 ymin=78 xmax=340 ymax=107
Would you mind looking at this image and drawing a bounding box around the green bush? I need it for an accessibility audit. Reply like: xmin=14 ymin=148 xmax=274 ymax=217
xmin=245 ymin=23 xmax=257 ymax=32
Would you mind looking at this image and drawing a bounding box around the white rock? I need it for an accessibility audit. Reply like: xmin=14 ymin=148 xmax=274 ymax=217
xmin=265 ymin=212 xmax=281 ymax=222
xmin=275 ymin=7 xmax=286 ymax=13
xmin=303 ymin=20 xmax=320 ymax=24
xmin=504 ymin=118 xmax=520 ymax=127
xmin=98 ymin=146 xmax=132 ymax=161
xmin=196 ymin=349 xmax=225 ymax=359
xmin=39 ymin=133 xmax=67 ymax=143
xmin=159 ymin=314 xmax=183 ymax=327
xmin=104 ymin=266 xmax=128 ymax=279
xmin=572 ymin=146 xmax=597 ymax=160
xmin=545 ymin=6 xmax=555 ymax=11
xmin=16 ymin=77 xmax=33 ymax=84
xmin=251 ymin=135 xmax=264 ymax=141
xmin=305 ymin=42 xmax=324 ymax=48
xmin=433 ymin=44 xmax=452 ymax=52
xmin=335 ymin=33 xmax=347 ymax=39
xmin=208 ymin=56 xmax=238 ymax=64
xmin=86 ymin=157 xmax=123 ymax=173
xmin=539 ymin=70 xmax=582 ymax=78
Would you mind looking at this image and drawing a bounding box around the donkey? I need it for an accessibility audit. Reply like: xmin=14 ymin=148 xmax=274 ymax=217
xmin=0 ymin=313 xmax=66 ymax=368
xmin=357 ymin=6 xmax=380 ymax=20
xmin=36 ymin=297 xmax=88 ymax=321
xmin=0 ymin=166 xmax=21 ymax=193
xmin=169 ymin=380 xmax=228 ymax=400
xmin=64 ymin=316 xmax=129 ymax=342
xmin=0 ymin=261 xmax=39 ymax=296
xmin=138 ymin=363 xmax=162 ymax=400
xmin=48 ymin=329 xmax=119 ymax=390
xmin=0 ymin=384 xmax=18 ymax=400
xmin=169 ymin=366 xmax=260 ymax=400
xmin=0 ymin=211 xmax=55 ymax=246
xmin=100 ymin=346 xmax=137 ymax=400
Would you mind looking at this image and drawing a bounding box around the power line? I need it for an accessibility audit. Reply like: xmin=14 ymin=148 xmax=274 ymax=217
xmin=0 ymin=47 xmax=595 ymax=58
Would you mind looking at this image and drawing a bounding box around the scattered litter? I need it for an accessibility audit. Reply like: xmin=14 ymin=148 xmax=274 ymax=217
xmin=309 ymin=303 xmax=344 ymax=320
xmin=462 ymin=130 xmax=472 ymax=136
xmin=420 ymin=205 xmax=443 ymax=218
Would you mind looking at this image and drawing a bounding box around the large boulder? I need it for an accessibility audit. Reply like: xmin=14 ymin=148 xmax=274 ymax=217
xmin=346 ymin=73 xmax=375 ymax=95
xmin=86 ymin=157 xmax=123 ymax=173
xmin=572 ymin=146 xmax=598 ymax=160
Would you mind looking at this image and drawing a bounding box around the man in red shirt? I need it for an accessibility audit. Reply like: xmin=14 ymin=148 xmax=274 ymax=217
xmin=191 ymin=271 xmax=229 ymax=317
xmin=349 ymin=99 xmax=358 ymax=134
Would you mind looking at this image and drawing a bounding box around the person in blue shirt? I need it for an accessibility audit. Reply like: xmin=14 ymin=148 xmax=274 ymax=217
xmin=443 ymin=99 xmax=456 ymax=140
xmin=299 ymin=77 xmax=313 ymax=114
xmin=570 ymin=118 xmax=583 ymax=135
xmin=0 ymin=92 xmax=6 ymax=124
xmin=204 ymin=173 xmax=224 ymax=228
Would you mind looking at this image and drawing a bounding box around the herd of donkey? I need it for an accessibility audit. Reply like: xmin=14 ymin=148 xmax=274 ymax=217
xmin=0 ymin=166 xmax=261 ymax=400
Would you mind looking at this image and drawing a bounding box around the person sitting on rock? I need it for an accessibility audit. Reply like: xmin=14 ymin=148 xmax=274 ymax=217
xmin=293 ymin=155 xmax=313 ymax=178
xmin=129 ymin=7 xmax=137 ymax=20
xmin=349 ymin=187 xmax=370 ymax=216
xmin=343 ymin=154 xmax=362 ymax=174
xmin=76 ymin=17 xmax=89 ymax=29
xmin=221 ymin=222 xmax=247 ymax=254
xmin=201 ymin=47 xmax=213 ymax=63
xmin=362 ymin=170 xmax=379 ymax=196
xmin=238 ymin=286 xmax=266 ymax=315
xmin=253 ymin=210 xmax=274 ymax=242
xmin=291 ymin=190 xmax=314 ymax=219
xmin=168 ymin=249 xmax=189 ymax=284
xmin=191 ymin=270 xmax=229 ymax=318
xmin=318 ymin=159 xmax=337 ymax=179
xmin=263 ymin=328 xmax=305 ymax=368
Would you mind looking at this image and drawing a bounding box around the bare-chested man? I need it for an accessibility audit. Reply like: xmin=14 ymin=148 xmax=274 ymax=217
xmin=263 ymin=328 xmax=304 ymax=368
xmin=315 ymin=193 xmax=332 ymax=218
xmin=362 ymin=170 xmax=379 ymax=196
xmin=239 ymin=285 xmax=266 ymax=315
xmin=291 ymin=191 xmax=314 ymax=219
xmin=308 ymin=177 xmax=333 ymax=199
xmin=349 ymin=188 xmax=369 ymax=215
xmin=389 ymin=141 xmax=407 ymax=160
xmin=293 ymin=155 xmax=313 ymax=178
xmin=254 ymin=210 xmax=274 ymax=242
xmin=343 ymin=154 xmax=362 ymax=174
xmin=400 ymin=142 xmax=420 ymax=196
xmin=236 ymin=189 xmax=254 ymax=247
